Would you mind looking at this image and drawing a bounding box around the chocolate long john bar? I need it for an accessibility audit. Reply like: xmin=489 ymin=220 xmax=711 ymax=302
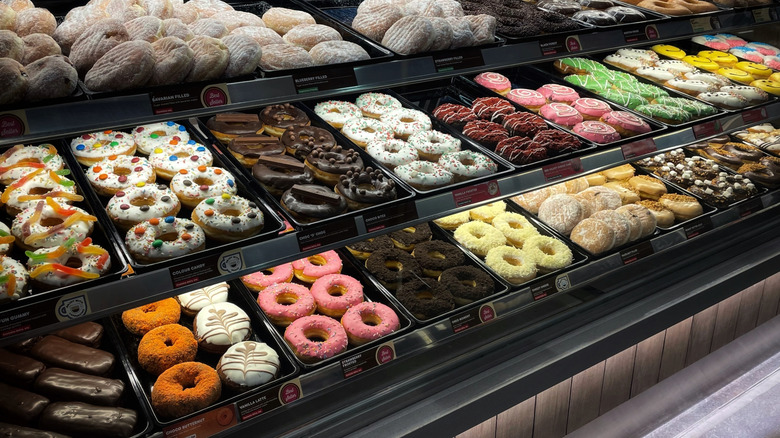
xmin=0 ymin=347 xmax=45 ymax=385
xmin=0 ymin=422 xmax=68 ymax=438
xmin=34 ymin=368 xmax=125 ymax=406
xmin=0 ymin=382 xmax=50 ymax=423
xmin=38 ymin=402 xmax=138 ymax=438
xmin=51 ymin=321 xmax=104 ymax=348
xmin=29 ymin=335 xmax=115 ymax=376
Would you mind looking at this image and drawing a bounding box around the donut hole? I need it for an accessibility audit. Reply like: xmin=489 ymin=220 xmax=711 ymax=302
xmin=130 ymin=196 xmax=156 ymax=207
xmin=221 ymin=209 xmax=242 ymax=217
xmin=361 ymin=314 xmax=382 ymax=326
xmin=459 ymin=158 xmax=476 ymax=166
xmin=503 ymin=255 xmax=524 ymax=267
xmin=275 ymin=292 xmax=300 ymax=306
xmin=426 ymin=250 xmax=446 ymax=260
xmin=114 ymin=167 xmax=132 ymax=176
xmin=308 ymin=255 xmax=327 ymax=266
xmin=40 ymin=217 xmax=64 ymax=227
xmin=158 ymin=232 xmax=180 ymax=242
xmin=29 ymin=187 xmax=52 ymax=195
xmin=538 ymin=244 xmax=556 ymax=256
xmin=384 ymin=261 xmax=403 ymax=272
xmin=303 ymin=328 xmax=330 ymax=343
xmin=193 ymin=177 xmax=214 ymax=186
xmin=179 ymin=375 xmax=198 ymax=390
xmin=65 ymin=257 xmax=82 ymax=269
xmin=174 ymin=152 xmax=190 ymax=159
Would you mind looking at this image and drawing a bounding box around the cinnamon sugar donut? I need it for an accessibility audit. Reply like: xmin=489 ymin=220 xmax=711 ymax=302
xmin=148 ymin=36 xmax=194 ymax=85
xmin=259 ymin=43 xmax=313 ymax=70
xmin=84 ymin=40 xmax=155 ymax=92
xmin=125 ymin=16 xmax=164 ymax=42
xmin=189 ymin=17 xmax=228 ymax=38
xmin=231 ymin=26 xmax=284 ymax=46
xmin=185 ymin=35 xmax=228 ymax=81
xmin=381 ymin=15 xmax=433 ymax=55
xmin=70 ymin=18 xmax=129 ymax=75
xmin=14 ymin=8 xmax=55 ymax=37
xmin=21 ymin=33 xmax=60 ymax=65
xmin=351 ymin=5 xmax=401 ymax=41
xmin=222 ymin=33 xmax=262 ymax=78
xmin=262 ymin=7 xmax=315 ymax=36
xmin=183 ymin=0 xmax=233 ymax=18
xmin=310 ymin=40 xmax=370 ymax=65
xmin=283 ymin=23 xmax=341 ymax=51
xmin=570 ymin=217 xmax=615 ymax=255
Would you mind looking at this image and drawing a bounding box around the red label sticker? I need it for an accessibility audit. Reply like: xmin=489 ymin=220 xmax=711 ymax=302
xmin=566 ymin=36 xmax=581 ymax=52
xmin=163 ymin=405 xmax=237 ymax=438
xmin=203 ymin=87 xmax=228 ymax=107
xmin=693 ymin=120 xmax=722 ymax=139
xmin=742 ymin=107 xmax=767 ymax=125
xmin=621 ymin=138 xmax=657 ymax=159
xmin=452 ymin=180 xmax=500 ymax=207
xmin=236 ymin=380 xmax=302 ymax=422
xmin=0 ymin=113 xmax=26 ymax=138
xmin=646 ymin=25 xmax=659 ymax=39
xmin=542 ymin=158 xmax=584 ymax=182
xmin=340 ymin=342 xmax=396 ymax=378
xmin=450 ymin=303 xmax=497 ymax=333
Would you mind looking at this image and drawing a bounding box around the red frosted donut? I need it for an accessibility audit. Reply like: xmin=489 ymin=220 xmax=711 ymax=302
xmin=310 ymin=273 xmax=364 ymax=318
xmin=341 ymin=302 xmax=400 ymax=346
xmin=462 ymin=120 xmax=509 ymax=147
xmin=501 ymin=112 xmax=548 ymax=137
xmin=291 ymin=250 xmax=342 ymax=283
xmin=284 ymin=315 xmax=348 ymax=363
xmin=534 ymin=129 xmax=582 ymax=154
xmin=241 ymin=262 xmax=293 ymax=292
xmin=495 ymin=136 xmax=548 ymax=165
xmin=257 ymin=282 xmax=315 ymax=326
xmin=432 ymin=103 xmax=477 ymax=129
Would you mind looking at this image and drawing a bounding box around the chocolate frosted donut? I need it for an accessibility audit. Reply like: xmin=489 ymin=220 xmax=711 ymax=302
xmin=335 ymin=167 xmax=397 ymax=210
xmin=346 ymin=235 xmax=394 ymax=259
xmin=365 ymin=248 xmax=421 ymax=290
xmin=721 ymin=142 xmax=764 ymax=162
xmin=502 ymin=112 xmax=548 ymax=137
xmin=439 ymin=265 xmax=494 ymax=305
xmin=432 ymin=103 xmax=477 ymax=129
xmin=253 ymin=155 xmax=313 ymax=196
xmin=605 ymin=6 xmax=645 ymax=23
xmin=281 ymin=184 xmax=347 ymax=222
xmin=495 ymin=136 xmax=548 ymax=165
xmin=412 ymin=240 xmax=465 ymax=277
xmin=0 ymin=348 xmax=45 ymax=385
xmin=260 ymin=103 xmax=310 ymax=136
xmin=389 ymin=222 xmax=432 ymax=251
xmin=463 ymin=120 xmax=509 ymax=147
xmin=534 ymin=129 xmax=581 ymax=154
xmin=281 ymin=126 xmax=336 ymax=159
xmin=396 ymin=277 xmax=454 ymax=319
xmin=228 ymin=134 xmax=284 ymax=167
xmin=305 ymin=144 xmax=364 ymax=186
xmin=206 ymin=112 xmax=264 ymax=143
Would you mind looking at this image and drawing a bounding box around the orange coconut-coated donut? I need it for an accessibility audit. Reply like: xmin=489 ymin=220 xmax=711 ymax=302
xmin=151 ymin=362 xmax=221 ymax=419
xmin=121 ymin=298 xmax=181 ymax=336
xmin=137 ymin=323 xmax=197 ymax=375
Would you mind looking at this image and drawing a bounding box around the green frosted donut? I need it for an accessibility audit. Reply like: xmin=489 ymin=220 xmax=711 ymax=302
xmin=634 ymin=104 xmax=691 ymax=123
xmin=565 ymin=74 xmax=612 ymax=92
xmin=651 ymin=96 xmax=717 ymax=117
xmin=612 ymin=79 xmax=669 ymax=100
xmin=596 ymin=88 xmax=648 ymax=109
xmin=591 ymin=69 xmax=637 ymax=83
xmin=556 ymin=57 xmax=607 ymax=74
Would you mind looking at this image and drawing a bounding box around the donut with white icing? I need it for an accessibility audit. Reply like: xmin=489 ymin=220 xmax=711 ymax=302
xmin=193 ymin=302 xmax=252 ymax=354
xmin=0 ymin=222 xmax=13 ymax=256
xmin=313 ymin=100 xmax=362 ymax=128
xmin=125 ymin=216 xmax=206 ymax=264
xmin=438 ymin=150 xmax=498 ymax=182
xmin=0 ymin=256 xmax=28 ymax=303
xmin=340 ymin=118 xmax=394 ymax=148
xmin=149 ymin=140 xmax=214 ymax=179
xmin=86 ymin=154 xmax=156 ymax=196
xmin=380 ymin=108 xmax=432 ymax=140
xmin=132 ymin=121 xmax=191 ymax=155
xmin=407 ymin=130 xmax=461 ymax=161
xmin=12 ymin=199 xmax=97 ymax=251
xmin=191 ymin=194 xmax=264 ymax=243
xmin=176 ymin=281 xmax=229 ymax=317
xmin=70 ymin=130 xmax=136 ymax=166
xmin=0 ymin=144 xmax=64 ymax=185
xmin=107 ymin=183 xmax=181 ymax=231
xmin=26 ymin=237 xmax=111 ymax=289
xmin=1 ymin=168 xmax=82 ymax=216
xmin=355 ymin=92 xmax=402 ymax=118
xmin=216 ymin=341 xmax=280 ymax=389
xmin=366 ymin=138 xmax=418 ymax=169
xmin=394 ymin=160 xmax=454 ymax=191
xmin=170 ymin=166 xmax=238 ymax=209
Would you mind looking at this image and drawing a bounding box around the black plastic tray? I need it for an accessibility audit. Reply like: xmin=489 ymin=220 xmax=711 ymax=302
xmin=196 ymin=103 xmax=417 ymax=229
xmin=533 ymin=0 xmax=668 ymax=28
xmin=62 ymin=123 xmax=285 ymax=273
xmin=731 ymin=123 xmax=780 ymax=157
xmin=687 ymin=35 xmax=780 ymax=73
xmin=0 ymin=142 xmax=129 ymax=311
xmin=108 ymin=283 xmax=300 ymax=427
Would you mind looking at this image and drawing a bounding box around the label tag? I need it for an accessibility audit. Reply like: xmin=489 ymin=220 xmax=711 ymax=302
xmin=450 ymin=303 xmax=496 ymax=333
xmin=452 ymin=180 xmax=500 ymax=207
xmin=163 ymin=404 xmax=237 ymax=437
xmin=151 ymin=83 xmax=230 ymax=115
xmin=530 ymin=278 xmax=556 ymax=300
xmin=296 ymin=220 xmax=358 ymax=252
xmin=623 ymin=24 xmax=659 ymax=43
xmin=690 ymin=17 xmax=713 ymax=32
xmin=752 ymin=7 xmax=773 ymax=23
xmin=693 ymin=119 xmax=722 ymax=139
xmin=736 ymin=197 xmax=763 ymax=217
xmin=621 ymin=138 xmax=657 ymax=159
xmin=236 ymin=379 xmax=302 ymax=422
xmin=168 ymin=249 xmax=245 ymax=289
xmin=340 ymin=341 xmax=396 ymax=378
xmin=0 ymin=110 xmax=28 ymax=138
xmin=539 ymin=35 xmax=582 ymax=56
xmin=433 ymin=47 xmax=485 ymax=72
xmin=0 ymin=289 xmax=93 ymax=339
xmin=742 ymin=107 xmax=767 ymax=125
xmin=292 ymin=66 xmax=357 ymax=93
xmin=684 ymin=215 xmax=714 ymax=239
xmin=620 ymin=240 xmax=654 ymax=265
xmin=542 ymin=158 xmax=584 ymax=182
xmin=363 ymin=202 xmax=418 ymax=233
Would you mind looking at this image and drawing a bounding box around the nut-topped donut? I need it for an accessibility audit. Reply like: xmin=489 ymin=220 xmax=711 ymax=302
xmin=379 ymin=108 xmax=432 ymax=140
xmin=1 ymin=168 xmax=82 ymax=216
xmin=260 ymin=103 xmax=311 ymax=137
xmin=86 ymin=154 xmax=156 ymax=196
xmin=107 ymin=183 xmax=181 ymax=231
xmin=191 ymin=193 xmax=265 ymax=243
xmin=0 ymin=144 xmax=64 ymax=185
xmin=341 ymin=118 xmax=395 ymax=148
xmin=281 ymin=126 xmax=336 ymax=159
xmin=304 ymin=144 xmax=364 ymax=186
xmin=313 ymin=100 xmax=362 ymax=128
xmin=335 ymin=167 xmax=397 ymax=210
xmin=356 ymin=92 xmax=402 ymax=119
xmin=126 ymin=217 xmax=206 ymax=264
xmin=149 ymin=140 xmax=214 ymax=179
xmin=26 ymin=237 xmax=111 ymax=289
xmin=12 ymin=198 xmax=97 ymax=251
xmin=70 ymin=130 xmax=136 ymax=166
xmin=132 ymin=121 xmax=190 ymax=155
xmin=170 ymin=165 xmax=237 ymax=208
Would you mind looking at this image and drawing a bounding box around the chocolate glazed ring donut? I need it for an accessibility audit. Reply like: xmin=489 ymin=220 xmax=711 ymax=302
xmin=364 ymin=247 xmax=421 ymax=290
xmin=252 ymin=155 xmax=314 ymax=196
xmin=395 ymin=277 xmax=455 ymax=320
xmin=721 ymin=142 xmax=764 ymax=162
xmin=389 ymin=222 xmax=432 ymax=251
xmin=281 ymin=184 xmax=347 ymax=222
xmin=282 ymin=126 xmax=336 ymax=159
xmin=228 ymin=134 xmax=285 ymax=167
xmin=439 ymin=265 xmax=494 ymax=306
xmin=260 ymin=103 xmax=311 ymax=136
xmin=335 ymin=167 xmax=397 ymax=210
xmin=346 ymin=234 xmax=394 ymax=260
xmin=411 ymin=240 xmax=465 ymax=277
xmin=305 ymin=144 xmax=364 ymax=186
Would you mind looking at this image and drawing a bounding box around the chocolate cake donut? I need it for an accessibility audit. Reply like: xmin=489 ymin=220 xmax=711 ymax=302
xmin=395 ymin=277 xmax=455 ymax=319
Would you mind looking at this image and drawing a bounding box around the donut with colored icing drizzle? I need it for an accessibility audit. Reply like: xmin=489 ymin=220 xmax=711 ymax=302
xmin=191 ymin=194 xmax=264 ymax=243
xmin=241 ymin=263 xmax=293 ymax=292
xmin=258 ymin=282 xmax=316 ymax=326
xmin=599 ymin=111 xmax=651 ymax=137
xmin=125 ymin=217 xmax=206 ymax=264
xmin=407 ymin=130 xmax=460 ymax=161
xmin=572 ymin=121 xmax=621 ymax=144
xmin=86 ymin=154 xmax=155 ymax=196
xmin=394 ymin=160 xmax=454 ymax=191
xmin=284 ymin=315 xmax=348 ymax=363
xmin=313 ymin=100 xmax=362 ymax=129
xmin=310 ymin=273 xmax=364 ymax=318
xmin=0 ymin=144 xmax=64 ymax=185
xmin=0 ymin=168 xmax=82 ymax=216
xmin=438 ymin=150 xmax=498 ymax=182
xmin=175 ymin=282 xmax=229 ymax=318
xmin=507 ymin=89 xmax=547 ymax=112
xmin=132 ymin=121 xmax=190 ymax=155
xmin=340 ymin=302 xmax=400 ymax=346
xmin=572 ymin=98 xmax=612 ymax=121
xmin=432 ymin=103 xmax=477 ymax=129
xmin=12 ymin=198 xmax=97 ymax=251
xmin=170 ymin=165 xmax=237 ymax=208
xmin=149 ymin=140 xmax=214 ymax=180
xmin=540 ymin=103 xmax=583 ymax=129
xmin=340 ymin=117 xmax=394 ymax=148
xmin=537 ymin=84 xmax=580 ymax=104
xmin=355 ymin=92 xmax=402 ymax=119
xmin=366 ymin=138 xmax=418 ymax=169
xmin=380 ymin=108 xmax=432 ymax=140
xmin=0 ymin=256 xmax=28 ymax=303
xmin=70 ymin=130 xmax=136 ymax=166
xmin=193 ymin=302 xmax=252 ymax=354
xmin=107 ymin=183 xmax=181 ymax=231
xmin=216 ymin=341 xmax=280 ymax=389
xmin=26 ymin=237 xmax=110 ymax=289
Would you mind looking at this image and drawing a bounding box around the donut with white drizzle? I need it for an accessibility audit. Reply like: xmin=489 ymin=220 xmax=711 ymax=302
xmin=217 ymin=341 xmax=280 ymax=389
xmin=194 ymin=302 xmax=252 ymax=354
xmin=176 ymin=282 xmax=229 ymax=317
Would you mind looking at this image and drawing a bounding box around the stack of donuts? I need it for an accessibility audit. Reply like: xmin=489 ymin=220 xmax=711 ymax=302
xmin=241 ymin=250 xmax=401 ymax=362
xmin=619 ymin=0 xmax=718 ymax=16
xmin=460 ymin=0 xmax=580 ymax=38
xmin=440 ymin=201 xmax=574 ymax=283
xmin=0 ymin=143 xmax=113 ymax=303
xmin=733 ymin=123 xmax=780 ymax=156
xmin=120 ymin=282 xmax=282 ymax=419
xmin=534 ymin=0 xmax=649 ymax=26
xmin=69 ymin=122 xmax=266 ymax=264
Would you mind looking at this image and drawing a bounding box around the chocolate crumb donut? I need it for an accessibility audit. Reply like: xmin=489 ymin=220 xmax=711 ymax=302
xmin=281 ymin=125 xmax=335 ymax=159
xmin=260 ymin=103 xmax=310 ymax=137
xmin=389 ymin=222 xmax=432 ymax=251
xmin=335 ymin=167 xmax=397 ymax=210
xmin=365 ymin=247 xmax=421 ymax=290
xmin=440 ymin=265 xmax=495 ymax=305
xmin=346 ymin=234 xmax=394 ymax=260
xmin=412 ymin=240 xmax=465 ymax=277
xmin=396 ymin=277 xmax=454 ymax=320
xmin=304 ymin=144 xmax=364 ymax=186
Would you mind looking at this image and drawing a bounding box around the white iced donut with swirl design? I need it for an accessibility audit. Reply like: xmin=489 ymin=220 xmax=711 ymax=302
xmin=341 ymin=118 xmax=394 ymax=148
xmin=191 ymin=194 xmax=264 ymax=243
xmin=394 ymin=160 xmax=454 ymax=190
xmin=170 ymin=165 xmax=238 ymax=208
xmin=132 ymin=121 xmax=191 ymax=155
xmin=125 ymin=216 xmax=206 ymax=264
xmin=149 ymin=140 xmax=214 ymax=179
xmin=0 ymin=144 xmax=64 ymax=185
xmin=380 ymin=108 xmax=432 ymax=140
xmin=313 ymin=100 xmax=362 ymax=128
xmin=355 ymin=92 xmax=402 ymax=118
xmin=86 ymin=155 xmax=156 ymax=196
xmin=438 ymin=151 xmax=498 ymax=181
xmin=107 ymin=183 xmax=181 ymax=231
xmin=366 ymin=139 xmax=418 ymax=169
xmin=217 ymin=341 xmax=280 ymax=388
xmin=176 ymin=282 xmax=229 ymax=317
xmin=407 ymin=130 xmax=461 ymax=161
xmin=70 ymin=130 xmax=136 ymax=166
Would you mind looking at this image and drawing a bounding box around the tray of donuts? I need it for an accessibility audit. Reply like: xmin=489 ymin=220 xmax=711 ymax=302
xmin=0 ymin=320 xmax=152 ymax=437
xmin=235 ymin=249 xmax=412 ymax=368
xmin=339 ymin=222 xmax=511 ymax=324
xmin=59 ymin=121 xmax=286 ymax=273
xmin=612 ymin=0 xmax=726 ymax=17
xmin=732 ymin=122 xmax=780 ymax=158
xmin=534 ymin=55 xmax=724 ymax=127
xmin=197 ymin=103 xmax=416 ymax=228
xmin=0 ymin=141 xmax=129 ymax=309
xmin=108 ymin=281 xmax=300 ymax=426
xmin=530 ymin=0 xmax=668 ymax=28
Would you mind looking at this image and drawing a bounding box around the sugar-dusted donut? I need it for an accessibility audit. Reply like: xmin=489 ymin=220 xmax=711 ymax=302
xmin=149 ymin=140 xmax=213 ymax=179
xmin=0 ymin=256 xmax=29 ymax=303
xmin=284 ymin=315 xmax=347 ymax=363
xmin=132 ymin=121 xmax=190 ymax=155
xmin=313 ymin=100 xmax=362 ymax=129
xmin=537 ymin=194 xmax=585 ymax=236
xmin=570 ymin=217 xmax=615 ymax=255
xmin=107 ymin=183 xmax=181 ymax=231
xmin=341 ymin=302 xmax=400 ymax=346
xmin=86 ymin=155 xmax=155 ymax=196
xmin=0 ymin=144 xmax=64 ymax=185
xmin=310 ymin=273 xmax=364 ymax=318
xmin=70 ymin=130 xmax=136 ymax=166
xmin=257 ymin=282 xmax=316 ymax=326
xmin=0 ymin=167 xmax=81 ymax=216
xmin=191 ymin=194 xmax=264 ymax=243
xmin=262 ymin=7 xmax=315 ymax=35
xmin=26 ymin=237 xmax=111 ymax=289
xmin=12 ymin=198 xmax=97 ymax=251
xmin=407 ymin=130 xmax=460 ymax=161
xmin=341 ymin=118 xmax=394 ymax=148
xmin=125 ymin=217 xmax=206 ymax=263
xmin=170 ymin=165 xmax=237 ymax=208
xmin=310 ymin=40 xmax=370 ymax=65
xmin=241 ymin=262 xmax=293 ymax=292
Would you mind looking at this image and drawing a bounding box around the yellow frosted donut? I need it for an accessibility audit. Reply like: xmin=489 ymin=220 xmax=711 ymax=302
xmin=433 ymin=211 xmax=470 ymax=230
xmin=750 ymin=80 xmax=780 ymax=96
xmin=682 ymin=55 xmax=719 ymax=73
xmin=469 ymin=201 xmax=506 ymax=223
xmin=485 ymin=246 xmax=538 ymax=285
xmin=698 ymin=50 xmax=737 ymax=68
xmin=717 ymin=67 xmax=754 ymax=85
xmin=651 ymin=44 xmax=686 ymax=60
xmin=736 ymin=61 xmax=772 ymax=79
xmin=491 ymin=212 xmax=540 ymax=248
xmin=523 ymin=235 xmax=573 ymax=274
xmin=453 ymin=221 xmax=506 ymax=257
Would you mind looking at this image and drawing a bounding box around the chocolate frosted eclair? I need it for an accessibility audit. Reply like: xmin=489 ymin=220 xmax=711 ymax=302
xmin=38 ymin=402 xmax=138 ymax=438
xmin=51 ymin=321 xmax=104 ymax=348
xmin=29 ymin=335 xmax=115 ymax=376
xmin=281 ymin=125 xmax=336 ymax=159
xmin=227 ymin=134 xmax=285 ymax=168
xmin=0 ymin=422 xmax=68 ymax=438
xmin=252 ymin=155 xmax=314 ymax=196
xmin=0 ymin=348 xmax=45 ymax=385
xmin=33 ymin=368 xmax=125 ymax=406
xmin=0 ymin=382 xmax=50 ymax=423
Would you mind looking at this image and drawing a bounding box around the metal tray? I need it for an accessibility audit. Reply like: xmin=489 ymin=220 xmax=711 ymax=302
xmin=62 ymin=122 xmax=285 ymax=273
xmin=108 ymin=282 xmax=300 ymax=427
xmin=234 ymin=251 xmax=413 ymax=369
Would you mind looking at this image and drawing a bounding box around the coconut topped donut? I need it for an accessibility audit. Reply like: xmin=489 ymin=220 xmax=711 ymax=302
xmin=86 ymin=154 xmax=155 ymax=196
xmin=0 ymin=144 xmax=64 ymax=185
xmin=70 ymin=130 xmax=136 ymax=166
xmin=132 ymin=121 xmax=191 ymax=155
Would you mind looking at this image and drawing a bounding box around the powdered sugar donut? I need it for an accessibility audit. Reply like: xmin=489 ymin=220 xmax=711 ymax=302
xmin=0 ymin=144 xmax=64 ymax=185
xmin=170 ymin=165 xmax=237 ymax=208
xmin=537 ymin=193 xmax=584 ymax=236
xmin=70 ymin=130 xmax=136 ymax=166
xmin=1 ymin=168 xmax=81 ymax=216
xmin=149 ymin=140 xmax=213 ymax=179
xmin=313 ymin=100 xmax=362 ymax=128
xmin=366 ymin=138 xmax=418 ymax=169
xmin=341 ymin=118 xmax=394 ymax=147
xmin=132 ymin=121 xmax=191 ymax=155
xmin=438 ymin=150 xmax=497 ymax=181
xmin=126 ymin=216 xmax=206 ymax=263
xmin=107 ymin=183 xmax=181 ymax=231
xmin=407 ymin=129 xmax=460 ymax=161
xmin=86 ymin=155 xmax=155 ymax=196
xmin=12 ymin=199 xmax=97 ymax=251
xmin=26 ymin=237 xmax=111 ymax=288
xmin=380 ymin=108 xmax=432 ymax=140
xmin=394 ymin=160 xmax=453 ymax=190
xmin=191 ymin=193 xmax=264 ymax=242
xmin=355 ymin=92 xmax=402 ymax=118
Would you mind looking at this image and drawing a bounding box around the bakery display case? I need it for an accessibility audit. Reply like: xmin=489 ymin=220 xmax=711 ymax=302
xmin=0 ymin=0 xmax=779 ymax=436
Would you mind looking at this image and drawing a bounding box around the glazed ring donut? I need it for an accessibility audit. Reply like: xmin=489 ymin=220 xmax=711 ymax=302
xmin=86 ymin=155 xmax=156 ymax=196
xmin=0 ymin=144 xmax=64 ymax=185
xmin=137 ymin=324 xmax=198 ymax=375
xmin=411 ymin=240 xmax=465 ymax=277
xmin=12 ymin=199 xmax=97 ymax=251
xmin=366 ymin=138 xmax=418 ymax=170
xmin=191 ymin=194 xmax=265 ymax=243
xmin=149 ymin=140 xmax=214 ymax=180
xmin=365 ymin=247 xmax=421 ymax=290
xmin=523 ymin=235 xmax=574 ymax=273
xmin=356 ymin=92 xmax=402 ymax=119
xmin=485 ymin=245 xmax=538 ymax=285
xmin=70 ymin=130 xmax=136 ymax=166
xmin=469 ymin=201 xmax=506 ymax=223
xmin=340 ymin=302 xmax=400 ymax=346
xmin=313 ymin=100 xmax=362 ymax=129
xmin=241 ymin=262 xmax=294 ymax=292
xmin=491 ymin=212 xmax=540 ymax=247
xmin=125 ymin=217 xmax=206 ymax=264
xmin=636 ymin=0 xmax=690 ymax=15
xmin=396 ymin=277 xmax=454 ymax=320
xmin=439 ymin=265 xmax=494 ymax=306
xmin=132 ymin=121 xmax=190 ymax=155
xmin=310 ymin=273 xmax=364 ymax=318
xmin=0 ymin=256 xmax=28 ymax=303
xmin=1 ymin=168 xmax=82 ymax=216
xmin=345 ymin=235 xmax=394 ymax=260
xmin=389 ymin=222 xmax=432 ymax=251
xmin=438 ymin=151 xmax=498 ymax=182
xmin=341 ymin=118 xmax=395 ymax=148
xmin=453 ymin=221 xmax=506 ymax=257
xmin=170 ymin=166 xmax=237 ymax=209
xmin=292 ymin=250 xmax=342 ymax=283
xmin=151 ymin=362 xmax=221 ymax=419
xmin=121 ymin=298 xmax=181 ymax=336
xmin=407 ymin=130 xmax=461 ymax=161
xmin=257 ymin=282 xmax=316 ymax=326
xmin=394 ymin=160 xmax=454 ymax=191
xmin=107 ymin=184 xmax=181 ymax=231
xmin=380 ymin=108 xmax=432 ymax=140
xmin=284 ymin=315 xmax=348 ymax=363
xmin=26 ymin=237 xmax=111 ymax=289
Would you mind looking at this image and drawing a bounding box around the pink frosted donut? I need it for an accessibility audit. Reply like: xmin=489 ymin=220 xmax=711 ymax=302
xmin=341 ymin=302 xmax=400 ymax=346
xmin=310 ymin=273 xmax=364 ymax=318
xmin=257 ymin=282 xmax=315 ymax=326
xmin=284 ymin=315 xmax=348 ymax=363
xmin=540 ymin=103 xmax=583 ymax=128
xmin=474 ymin=72 xmax=511 ymax=95
xmin=764 ymin=56 xmax=780 ymax=70
xmin=537 ymin=84 xmax=580 ymax=104
xmin=573 ymin=121 xmax=621 ymax=144
xmin=507 ymin=89 xmax=547 ymax=111
xmin=241 ymin=262 xmax=293 ymax=292
xmin=572 ymin=98 xmax=611 ymax=120
xmin=292 ymin=250 xmax=342 ymax=283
